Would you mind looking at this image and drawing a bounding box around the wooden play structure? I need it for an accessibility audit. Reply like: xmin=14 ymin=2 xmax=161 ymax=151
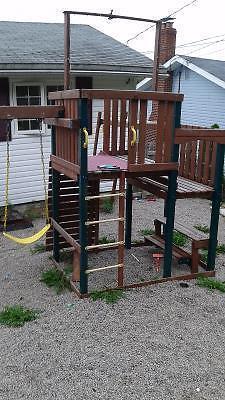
xmin=0 ymin=10 xmax=225 ymax=297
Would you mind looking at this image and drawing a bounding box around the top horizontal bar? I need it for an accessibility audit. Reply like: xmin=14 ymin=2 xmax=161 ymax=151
xmin=48 ymin=89 xmax=183 ymax=102
xmin=63 ymin=10 xmax=174 ymax=24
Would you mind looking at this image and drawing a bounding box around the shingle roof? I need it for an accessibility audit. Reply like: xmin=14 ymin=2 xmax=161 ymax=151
xmin=0 ymin=21 xmax=153 ymax=75
xmin=181 ymin=55 xmax=225 ymax=83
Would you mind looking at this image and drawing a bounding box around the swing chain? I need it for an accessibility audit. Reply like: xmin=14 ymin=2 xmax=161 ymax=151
xmin=3 ymin=121 xmax=11 ymax=231
xmin=37 ymin=119 xmax=50 ymax=224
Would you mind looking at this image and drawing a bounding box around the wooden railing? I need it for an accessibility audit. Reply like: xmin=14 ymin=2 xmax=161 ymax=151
xmin=176 ymin=128 xmax=225 ymax=186
xmin=80 ymin=89 xmax=184 ymax=172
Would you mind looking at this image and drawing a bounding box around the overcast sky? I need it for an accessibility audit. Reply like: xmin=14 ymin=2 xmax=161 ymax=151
xmin=1 ymin=0 xmax=225 ymax=61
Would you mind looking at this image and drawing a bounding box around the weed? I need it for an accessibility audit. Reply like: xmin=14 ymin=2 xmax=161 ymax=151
xmin=101 ymin=198 xmax=114 ymax=213
xmin=200 ymin=249 xmax=208 ymax=263
xmin=90 ymin=289 xmax=124 ymax=304
xmin=194 ymin=224 xmax=210 ymax=234
xmin=0 ymin=305 xmax=38 ymax=327
xmin=98 ymin=236 xmax=115 ymax=244
xmin=197 ymin=276 xmax=225 ymax=293
xmin=172 ymin=231 xmax=188 ymax=246
xmin=211 ymin=123 xmax=220 ymax=129
xmin=216 ymin=244 xmax=225 ymax=254
xmin=140 ymin=228 xmax=154 ymax=236
xmin=64 ymin=265 xmax=73 ymax=276
xmin=59 ymin=250 xmax=73 ymax=263
xmin=40 ymin=268 xmax=70 ymax=294
xmin=30 ymin=243 xmax=46 ymax=254
xmin=24 ymin=205 xmax=43 ymax=220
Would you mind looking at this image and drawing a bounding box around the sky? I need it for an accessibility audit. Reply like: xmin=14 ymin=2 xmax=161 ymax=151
xmin=1 ymin=0 xmax=225 ymax=61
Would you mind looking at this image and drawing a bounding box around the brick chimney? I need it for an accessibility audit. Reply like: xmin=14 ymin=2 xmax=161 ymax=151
xmin=147 ymin=22 xmax=177 ymax=153
xmin=154 ymin=21 xmax=177 ymax=91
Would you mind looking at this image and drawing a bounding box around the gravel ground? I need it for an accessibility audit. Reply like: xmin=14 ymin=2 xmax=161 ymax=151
xmin=0 ymin=198 xmax=225 ymax=399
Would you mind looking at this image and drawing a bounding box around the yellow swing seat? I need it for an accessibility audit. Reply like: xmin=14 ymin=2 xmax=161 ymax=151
xmin=3 ymin=223 xmax=51 ymax=245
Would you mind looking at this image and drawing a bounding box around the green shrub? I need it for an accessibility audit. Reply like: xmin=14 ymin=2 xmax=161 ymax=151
xmin=139 ymin=228 xmax=154 ymax=236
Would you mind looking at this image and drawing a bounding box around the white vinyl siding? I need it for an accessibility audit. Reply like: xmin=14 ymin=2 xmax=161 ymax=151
xmin=173 ymin=67 xmax=225 ymax=128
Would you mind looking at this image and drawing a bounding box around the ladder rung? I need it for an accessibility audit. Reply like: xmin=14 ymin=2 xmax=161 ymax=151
xmin=85 ymin=218 xmax=124 ymax=226
xmin=86 ymin=241 xmax=124 ymax=251
xmin=85 ymin=193 xmax=124 ymax=201
xmin=85 ymin=263 xmax=123 ymax=274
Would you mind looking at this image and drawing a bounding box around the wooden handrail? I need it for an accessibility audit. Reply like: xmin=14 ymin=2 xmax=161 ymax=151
xmin=81 ymin=89 xmax=184 ymax=102
xmin=175 ymin=128 xmax=225 ymax=143
xmin=0 ymin=105 xmax=64 ymax=120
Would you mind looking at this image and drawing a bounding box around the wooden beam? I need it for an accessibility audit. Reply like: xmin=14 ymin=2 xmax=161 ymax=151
xmin=152 ymin=21 xmax=162 ymax=91
xmin=81 ymin=89 xmax=184 ymax=102
xmin=44 ymin=118 xmax=80 ymax=129
xmin=64 ymin=12 xmax=71 ymax=90
xmin=51 ymin=155 xmax=80 ymax=179
xmin=48 ymin=89 xmax=81 ymax=100
xmin=51 ymin=219 xmax=81 ymax=253
xmin=0 ymin=105 xmax=64 ymax=120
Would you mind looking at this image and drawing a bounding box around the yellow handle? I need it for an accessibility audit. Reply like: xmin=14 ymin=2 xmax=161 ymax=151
xmin=130 ymin=126 xmax=137 ymax=146
xmin=83 ymin=127 xmax=89 ymax=149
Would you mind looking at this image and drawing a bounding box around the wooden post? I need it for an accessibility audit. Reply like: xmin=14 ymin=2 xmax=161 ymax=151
xmin=79 ymin=98 xmax=89 ymax=294
xmin=64 ymin=12 xmax=71 ymax=90
xmin=207 ymin=144 xmax=225 ymax=270
xmin=51 ymin=126 xmax=60 ymax=262
xmin=152 ymin=21 xmax=162 ymax=92
xmin=163 ymin=102 xmax=181 ymax=278
xmin=125 ymin=183 xmax=133 ymax=249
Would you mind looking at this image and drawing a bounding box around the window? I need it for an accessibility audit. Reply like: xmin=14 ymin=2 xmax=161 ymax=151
xmin=46 ymin=85 xmax=64 ymax=105
xmin=16 ymin=85 xmax=41 ymax=132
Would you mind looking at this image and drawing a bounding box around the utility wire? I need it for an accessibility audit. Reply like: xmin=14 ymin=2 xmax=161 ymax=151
xmin=126 ymin=0 xmax=198 ymax=45
xmin=186 ymin=38 xmax=225 ymax=55
xmin=177 ymin=33 xmax=225 ymax=48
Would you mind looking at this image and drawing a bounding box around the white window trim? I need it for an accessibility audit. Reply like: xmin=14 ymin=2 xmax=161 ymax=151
xmin=12 ymin=82 xmax=46 ymax=136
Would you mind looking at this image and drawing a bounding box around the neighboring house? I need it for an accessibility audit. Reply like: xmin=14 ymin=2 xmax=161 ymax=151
xmin=164 ymin=55 xmax=225 ymax=128
xmin=0 ymin=21 xmax=157 ymax=206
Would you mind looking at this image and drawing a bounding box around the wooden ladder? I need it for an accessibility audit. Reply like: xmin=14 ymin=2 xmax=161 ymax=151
xmin=84 ymin=171 xmax=126 ymax=287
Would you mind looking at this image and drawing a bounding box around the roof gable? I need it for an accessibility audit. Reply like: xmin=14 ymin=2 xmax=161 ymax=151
xmin=164 ymin=55 xmax=225 ymax=90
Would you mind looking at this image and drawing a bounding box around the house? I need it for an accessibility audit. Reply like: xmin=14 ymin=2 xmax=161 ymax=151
xmin=0 ymin=20 xmax=159 ymax=206
xmin=164 ymin=55 xmax=225 ymax=128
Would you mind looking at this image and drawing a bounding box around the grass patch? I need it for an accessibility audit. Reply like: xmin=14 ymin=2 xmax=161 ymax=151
xmin=90 ymin=289 xmax=124 ymax=304
xmin=194 ymin=224 xmax=210 ymax=234
xmin=101 ymin=198 xmax=114 ymax=213
xmin=30 ymin=243 xmax=46 ymax=254
xmin=172 ymin=231 xmax=188 ymax=246
xmin=139 ymin=228 xmax=154 ymax=236
xmin=41 ymin=268 xmax=70 ymax=294
xmin=98 ymin=235 xmax=115 ymax=244
xmin=197 ymin=276 xmax=225 ymax=292
xmin=0 ymin=305 xmax=38 ymax=327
